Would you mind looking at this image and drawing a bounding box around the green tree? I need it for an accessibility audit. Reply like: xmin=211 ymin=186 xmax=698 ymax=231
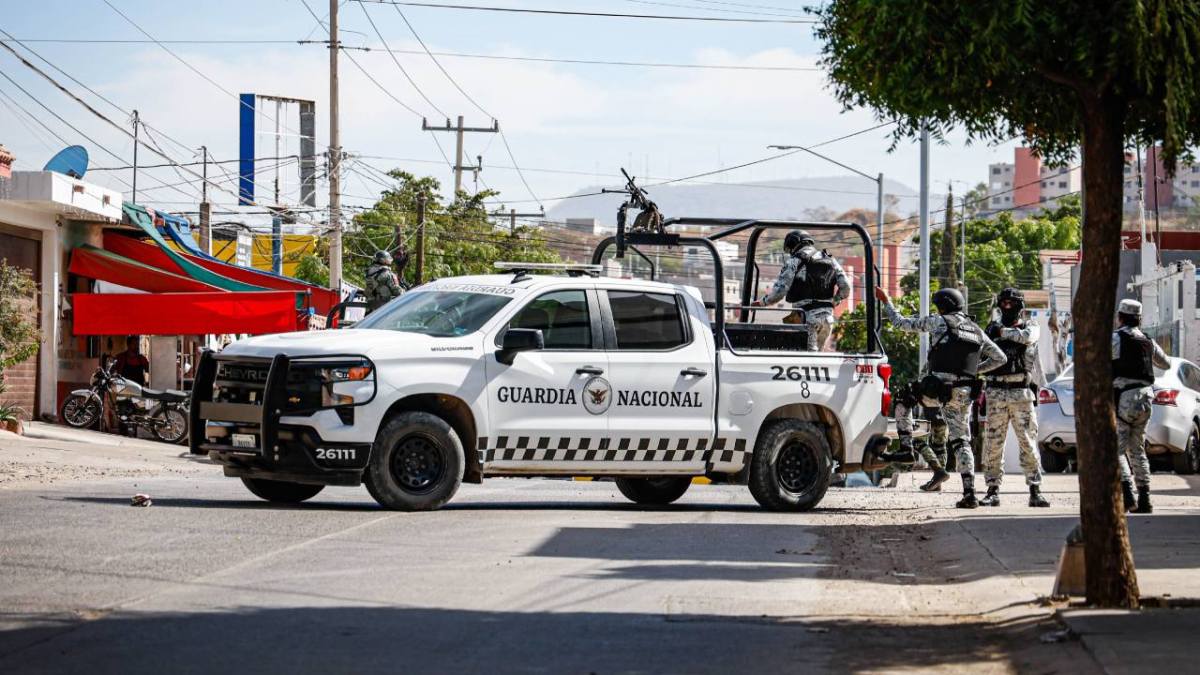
xmin=816 ymin=0 xmax=1200 ymax=607
xmin=293 ymin=253 xmax=329 ymax=288
xmin=939 ymin=188 xmax=958 ymax=290
xmin=345 ymin=171 xmax=559 ymax=287
xmin=0 ymin=259 xmax=41 ymax=398
xmin=901 ymin=198 xmax=1082 ymax=319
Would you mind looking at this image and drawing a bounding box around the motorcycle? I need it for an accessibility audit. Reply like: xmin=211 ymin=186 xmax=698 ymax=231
xmin=59 ymin=359 xmax=190 ymax=444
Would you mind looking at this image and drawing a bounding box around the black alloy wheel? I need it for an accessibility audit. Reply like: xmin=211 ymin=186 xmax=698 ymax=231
xmin=777 ymin=441 xmax=820 ymax=494
xmin=390 ymin=434 xmax=447 ymax=494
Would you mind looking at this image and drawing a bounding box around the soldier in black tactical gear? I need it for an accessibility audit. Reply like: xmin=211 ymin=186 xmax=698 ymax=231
xmin=980 ymin=288 xmax=1050 ymax=508
xmin=877 ymin=285 xmax=1007 ymax=508
xmin=754 ymin=230 xmax=849 ymax=351
xmin=1112 ymin=299 xmax=1170 ymax=513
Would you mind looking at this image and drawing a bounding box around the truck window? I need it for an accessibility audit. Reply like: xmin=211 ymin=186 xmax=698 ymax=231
xmin=354 ymin=291 xmax=512 ymax=337
xmin=607 ymin=291 xmax=687 ymax=350
xmin=505 ymin=290 xmax=593 ymax=350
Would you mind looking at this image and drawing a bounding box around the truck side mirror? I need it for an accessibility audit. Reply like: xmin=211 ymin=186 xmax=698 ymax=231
xmin=497 ymin=328 xmax=544 ymax=365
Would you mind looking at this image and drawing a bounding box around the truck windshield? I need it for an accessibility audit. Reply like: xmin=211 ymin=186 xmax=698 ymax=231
xmin=354 ymin=291 xmax=513 ymax=337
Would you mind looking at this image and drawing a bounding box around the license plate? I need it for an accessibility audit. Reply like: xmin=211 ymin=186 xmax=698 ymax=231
xmin=231 ymin=433 xmax=257 ymax=449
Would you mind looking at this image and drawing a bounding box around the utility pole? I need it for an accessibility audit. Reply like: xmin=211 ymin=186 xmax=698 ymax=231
xmin=131 ymin=109 xmax=139 ymax=203
xmin=328 ymin=0 xmax=343 ymax=294
xmin=918 ymin=122 xmax=931 ymax=372
xmin=423 ymin=116 xmax=499 ymax=196
xmin=491 ymin=207 xmax=546 ymax=232
xmin=415 ymin=194 xmax=427 ymax=285
xmin=199 ymin=145 xmax=211 ymax=255
xmin=1136 ymin=145 xmax=1159 ymax=325
xmin=876 ymin=172 xmax=884 ymax=289
xmin=960 ymin=194 xmax=967 ymax=306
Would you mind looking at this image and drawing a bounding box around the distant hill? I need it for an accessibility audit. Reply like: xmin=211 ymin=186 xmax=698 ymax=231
xmin=547 ymin=174 xmax=924 ymax=226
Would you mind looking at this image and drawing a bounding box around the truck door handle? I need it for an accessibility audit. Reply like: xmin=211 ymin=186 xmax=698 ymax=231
xmin=680 ymin=367 xmax=708 ymax=378
xmin=576 ymin=366 xmax=605 ymax=376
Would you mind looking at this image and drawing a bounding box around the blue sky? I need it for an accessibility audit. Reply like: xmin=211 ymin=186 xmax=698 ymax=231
xmin=0 ymin=0 xmax=1018 ymax=225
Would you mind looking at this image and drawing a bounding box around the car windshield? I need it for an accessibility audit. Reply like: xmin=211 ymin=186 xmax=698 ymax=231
xmin=354 ymin=291 xmax=513 ymax=337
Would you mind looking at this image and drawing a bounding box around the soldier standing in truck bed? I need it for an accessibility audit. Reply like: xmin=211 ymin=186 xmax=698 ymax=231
xmin=754 ymin=230 xmax=850 ymax=351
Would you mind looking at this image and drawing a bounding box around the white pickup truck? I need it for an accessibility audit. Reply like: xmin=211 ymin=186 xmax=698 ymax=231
xmin=191 ymin=221 xmax=892 ymax=511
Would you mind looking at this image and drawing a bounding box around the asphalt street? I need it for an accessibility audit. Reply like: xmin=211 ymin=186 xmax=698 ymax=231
xmin=0 ymin=451 xmax=1120 ymax=675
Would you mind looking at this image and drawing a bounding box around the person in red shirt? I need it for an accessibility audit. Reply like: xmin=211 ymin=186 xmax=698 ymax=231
xmin=112 ymin=335 xmax=149 ymax=386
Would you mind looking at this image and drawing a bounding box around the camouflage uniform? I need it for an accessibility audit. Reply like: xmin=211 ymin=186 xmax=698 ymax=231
xmin=364 ymin=263 xmax=402 ymax=313
xmin=982 ymin=322 xmax=1046 ymax=488
xmin=761 ymin=244 xmax=849 ymax=351
xmin=1112 ymin=325 xmax=1170 ymax=489
xmin=884 ymin=302 xmax=1006 ymax=479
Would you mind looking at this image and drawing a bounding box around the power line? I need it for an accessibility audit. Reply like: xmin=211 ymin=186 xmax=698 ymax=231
xmin=621 ymin=0 xmax=804 ymax=19
xmin=3 ymin=38 xmax=822 ymax=72
xmin=357 ymin=0 xmax=448 ymax=118
xmin=350 ymin=0 xmax=817 ymax=23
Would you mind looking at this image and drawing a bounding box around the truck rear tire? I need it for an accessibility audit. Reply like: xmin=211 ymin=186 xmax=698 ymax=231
xmin=240 ymin=477 xmax=325 ymax=503
xmin=749 ymin=419 xmax=832 ymax=512
xmin=615 ymin=477 xmax=692 ymax=505
xmin=364 ymin=411 xmax=464 ymax=511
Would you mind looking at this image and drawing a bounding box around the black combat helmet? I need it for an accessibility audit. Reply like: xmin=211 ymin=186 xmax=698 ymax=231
xmin=373 ymin=250 xmax=393 ymax=265
xmin=932 ymin=288 xmax=965 ymax=314
xmin=996 ymin=287 xmax=1025 ymax=309
xmin=784 ymin=230 xmax=815 ymax=254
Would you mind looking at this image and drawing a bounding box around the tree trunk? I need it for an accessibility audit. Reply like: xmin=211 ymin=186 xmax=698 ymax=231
xmin=1074 ymin=91 xmax=1140 ymax=608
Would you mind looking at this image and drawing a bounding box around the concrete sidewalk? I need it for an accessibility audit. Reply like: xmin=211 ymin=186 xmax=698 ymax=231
xmin=1059 ymin=607 xmax=1200 ymax=675
xmin=0 ymin=421 xmax=205 ymax=490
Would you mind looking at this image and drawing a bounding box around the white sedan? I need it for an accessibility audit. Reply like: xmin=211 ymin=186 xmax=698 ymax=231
xmin=1037 ymin=358 xmax=1200 ymax=474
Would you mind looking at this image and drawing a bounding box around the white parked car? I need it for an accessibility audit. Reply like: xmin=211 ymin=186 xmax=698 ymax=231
xmin=1037 ymin=358 xmax=1200 ymax=474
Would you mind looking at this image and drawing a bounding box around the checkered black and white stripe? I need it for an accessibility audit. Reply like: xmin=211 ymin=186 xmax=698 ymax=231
xmin=478 ymin=436 xmax=748 ymax=464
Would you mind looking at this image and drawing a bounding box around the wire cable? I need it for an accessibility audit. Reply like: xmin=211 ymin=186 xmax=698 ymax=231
xmin=351 ymin=0 xmax=817 ymax=23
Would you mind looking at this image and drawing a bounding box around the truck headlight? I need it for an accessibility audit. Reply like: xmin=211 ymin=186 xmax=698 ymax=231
xmin=318 ymin=361 xmax=376 ymax=407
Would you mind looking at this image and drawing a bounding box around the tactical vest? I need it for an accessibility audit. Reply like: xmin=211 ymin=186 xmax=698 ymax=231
xmin=1113 ymin=329 xmax=1154 ymax=384
xmin=928 ymin=313 xmax=984 ymax=377
xmin=785 ymin=250 xmax=838 ymax=306
xmin=986 ymin=321 xmax=1028 ymax=378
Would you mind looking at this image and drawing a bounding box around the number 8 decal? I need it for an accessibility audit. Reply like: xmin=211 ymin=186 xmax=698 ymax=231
xmin=800 ymin=381 xmax=810 ymax=398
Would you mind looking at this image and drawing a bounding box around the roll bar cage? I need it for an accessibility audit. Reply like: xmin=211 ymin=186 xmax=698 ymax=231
xmin=591 ymin=217 xmax=882 ymax=354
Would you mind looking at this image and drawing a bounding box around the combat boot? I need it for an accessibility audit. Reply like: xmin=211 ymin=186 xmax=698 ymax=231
xmin=979 ymin=485 xmax=1001 ymax=506
xmin=956 ymin=475 xmax=979 ymax=509
xmin=1028 ymin=485 xmax=1050 ymax=507
xmin=1121 ymin=480 xmax=1136 ymax=512
xmin=919 ymin=467 xmax=949 ymax=492
xmin=1135 ymin=486 xmax=1153 ymax=514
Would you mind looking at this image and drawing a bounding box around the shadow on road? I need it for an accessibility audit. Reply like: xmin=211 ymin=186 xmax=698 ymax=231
xmin=0 ymin=605 xmax=1089 ymax=675
xmin=52 ymin=496 xmax=382 ymax=512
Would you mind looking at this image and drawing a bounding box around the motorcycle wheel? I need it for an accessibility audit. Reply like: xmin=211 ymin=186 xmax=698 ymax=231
xmin=153 ymin=406 xmax=189 ymax=445
xmin=60 ymin=394 xmax=101 ymax=429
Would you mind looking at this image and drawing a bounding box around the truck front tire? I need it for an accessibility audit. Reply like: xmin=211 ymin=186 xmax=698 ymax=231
xmin=749 ymin=419 xmax=832 ymax=512
xmin=615 ymin=476 xmax=692 ymax=505
xmin=364 ymin=411 xmax=464 ymax=511
xmin=240 ymin=477 xmax=325 ymax=503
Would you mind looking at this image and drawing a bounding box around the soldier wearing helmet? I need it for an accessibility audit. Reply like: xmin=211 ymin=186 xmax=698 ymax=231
xmin=980 ymin=288 xmax=1050 ymax=508
xmin=1112 ymin=298 xmax=1170 ymax=513
xmin=365 ymin=249 xmax=403 ymax=313
xmin=753 ymin=230 xmax=849 ymax=351
xmin=875 ymin=285 xmax=1007 ymax=508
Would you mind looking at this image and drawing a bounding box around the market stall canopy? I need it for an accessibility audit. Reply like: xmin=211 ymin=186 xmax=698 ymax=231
xmin=68 ymin=245 xmax=219 ymax=293
xmin=71 ymin=291 xmax=305 ymax=336
xmin=104 ymin=231 xmax=338 ymax=314
xmin=122 ymin=202 xmax=263 ymax=292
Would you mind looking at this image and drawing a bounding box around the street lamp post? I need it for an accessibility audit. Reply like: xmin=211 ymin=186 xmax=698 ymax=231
xmin=767 ymin=144 xmax=886 ymax=290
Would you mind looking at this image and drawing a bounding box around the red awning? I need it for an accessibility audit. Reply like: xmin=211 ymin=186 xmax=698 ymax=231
xmin=72 ymin=292 xmax=303 ymax=336
xmin=103 ymin=232 xmax=340 ymax=314
xmin=69 ymin=245 xmax=219 ymax=293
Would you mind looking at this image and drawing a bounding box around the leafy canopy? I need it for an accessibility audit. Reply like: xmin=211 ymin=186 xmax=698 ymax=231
xmin=343 ymin=171 xmax=559 ymax=287
xmin=814 ymin=1 xmax=1200 ymax=167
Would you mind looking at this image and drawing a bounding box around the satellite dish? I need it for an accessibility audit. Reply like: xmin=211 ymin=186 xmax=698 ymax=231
xmin=43 ymin=145 xmax=89 ymax=179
